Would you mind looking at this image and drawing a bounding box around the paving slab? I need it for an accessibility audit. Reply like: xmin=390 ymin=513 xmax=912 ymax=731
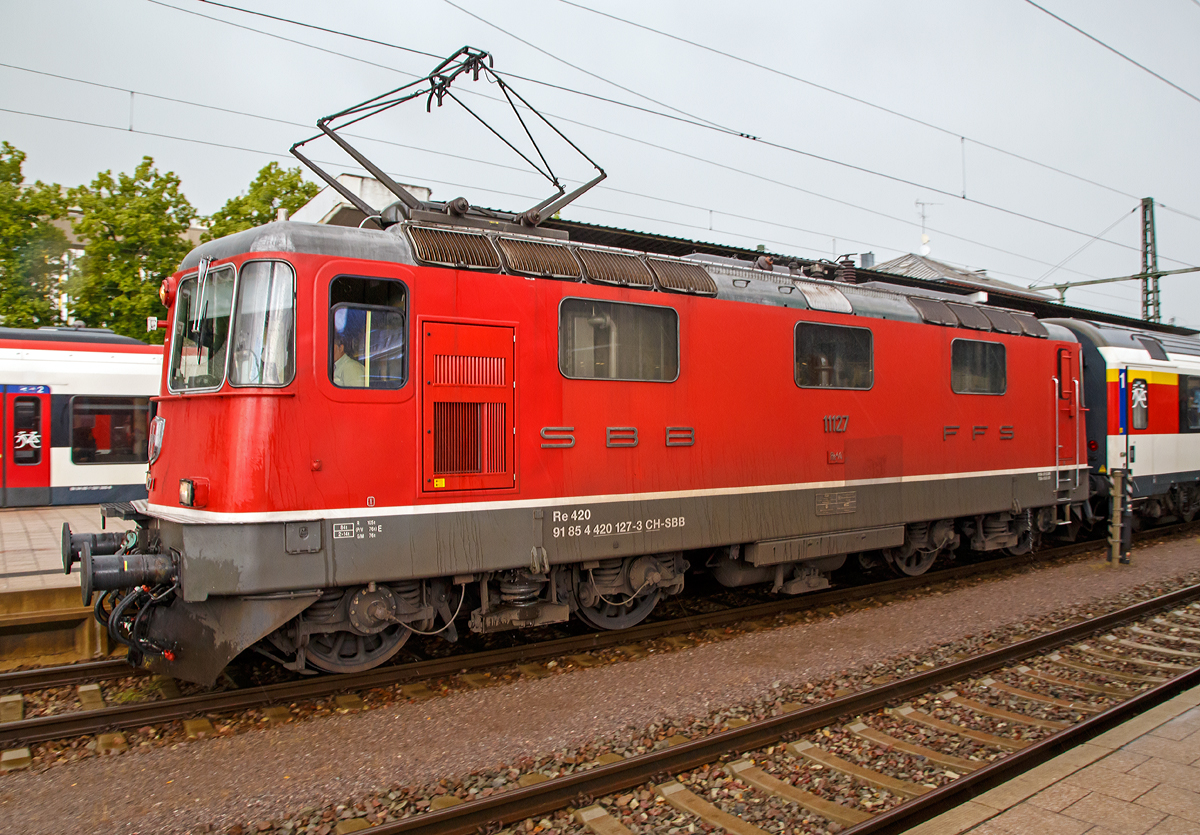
xmin=0 ymin=506 xmax=133 ymax=593
xmin=909 ymin=682 xmax=1200 ymax=835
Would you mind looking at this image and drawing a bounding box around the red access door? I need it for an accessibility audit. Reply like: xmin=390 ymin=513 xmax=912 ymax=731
xmin=2 ymin=385 xmax=52 ymax=507
xmin=421 ymin=322 xmax=515 ymax=492
xmin=1055 ymin=347 xmax=1080 ymax=489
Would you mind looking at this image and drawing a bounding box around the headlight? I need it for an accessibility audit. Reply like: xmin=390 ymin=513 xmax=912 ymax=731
xmin=178 ymin=478 xmax=209 ymax=508
xmin=149 ymin=416 xmax=166 ymax=464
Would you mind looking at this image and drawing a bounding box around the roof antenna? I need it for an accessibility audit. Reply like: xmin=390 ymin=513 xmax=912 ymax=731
xmin=915 ymin=200 xmax=940 ymax=256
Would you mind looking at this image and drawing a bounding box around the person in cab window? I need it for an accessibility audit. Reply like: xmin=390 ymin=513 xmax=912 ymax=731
xmin=333 ymin=331 xmax=366 ymax=387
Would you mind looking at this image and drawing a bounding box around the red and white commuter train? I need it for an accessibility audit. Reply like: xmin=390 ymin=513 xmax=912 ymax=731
xmin=1 ymin=327 xmax=160 ymax=508
xmin=61 ymin=51 xmax=1200 ymax=685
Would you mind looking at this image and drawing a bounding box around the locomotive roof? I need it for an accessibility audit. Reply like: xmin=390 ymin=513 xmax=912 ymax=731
xmin=0 ymin=326 xmax=150 ymax=346
xmin=178 ymin=220 xmax=1192 ymax=343
xmin=1047 ymin=318 xmax=1200 ymax=358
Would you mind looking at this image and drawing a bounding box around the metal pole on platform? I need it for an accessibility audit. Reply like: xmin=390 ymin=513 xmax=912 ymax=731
xmin=1108 ymin=470 xmax=1133 ymax=564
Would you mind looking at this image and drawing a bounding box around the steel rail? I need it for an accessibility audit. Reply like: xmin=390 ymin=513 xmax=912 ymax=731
xmin=351 ymin=581 xmax=1200 ymax=835
xmin=0 ymin=659 xmax=135 ymax=693
xmin=0 ymin=531 xmax=1115 ymax=699
xmin=1 ymin=524 xmax=1191 ymax=746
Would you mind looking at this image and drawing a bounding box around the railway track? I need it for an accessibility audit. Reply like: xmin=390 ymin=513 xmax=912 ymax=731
xmin=349 ymin=582 xmax=1200 ymax=835
xmin=0 ymin=524 xmax=1192 ymax=756
xmin=0 ymin=534 xmax=1124 ymax=748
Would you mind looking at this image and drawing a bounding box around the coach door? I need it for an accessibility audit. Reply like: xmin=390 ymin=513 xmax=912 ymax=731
xmin=1 ymin=385 xmax=51 ymax=507
xmin=1055 ymin=347 xmax=1081 ymax=491
xmin=421 ymin=322 xmax=515 ymax=492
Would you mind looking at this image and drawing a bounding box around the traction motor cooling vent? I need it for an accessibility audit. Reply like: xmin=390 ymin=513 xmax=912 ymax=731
xmin=495 ymin=236 xmax=581 ymax=280
xmin=646 ymin=259 xmax=718 ymax=296
xmin=407 ymin=226 xmax=500 ymax=270
xmin=576 ymin=248 xmax=654 ymax=288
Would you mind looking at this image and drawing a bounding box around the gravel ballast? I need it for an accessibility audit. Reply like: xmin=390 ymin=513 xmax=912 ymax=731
xmin=1 ymin=535 xmax=1198 ymax=834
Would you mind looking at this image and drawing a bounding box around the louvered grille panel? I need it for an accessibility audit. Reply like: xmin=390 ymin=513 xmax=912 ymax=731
xmin=407 ymin=226 xmax=500 ymax=270
xmin=496 ymin=237 xmax=580 ymax=279
xmin=482 ymin=403 xmax=506 ymax=473
xmin=432 ymin=402 xmax=507 ymax=474
xmin=647 ymin=259 xmax=718 ymax=296
xmin=433 ymin=402 xmax=480 ymax=474
xmin=577 ymin=248 xmax=654 ymax=287
xmin=434 ymin=355 xmax=505 ymax=386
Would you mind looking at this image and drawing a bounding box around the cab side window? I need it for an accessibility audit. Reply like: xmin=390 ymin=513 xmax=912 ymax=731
xmin=951 ymin=339 xmax=1005 ymax=395
xmin=795 ymin=323 xmax=872 ymax=389
xmin=329 ymin=276 xmax=407 ymax=389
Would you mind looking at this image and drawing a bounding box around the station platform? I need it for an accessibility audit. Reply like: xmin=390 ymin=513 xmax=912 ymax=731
xmin=0 ymin=505 xmax=131 ymax=593
xmin=915 ymin=683 xmax=1200 ymax=835
xmin=0 ymin=506 xmax=133 ymax=667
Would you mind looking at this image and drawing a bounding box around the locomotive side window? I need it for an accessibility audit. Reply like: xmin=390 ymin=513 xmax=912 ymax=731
xmin=329 ymin=276 xmax=407 ymax=389
xmin=1181 ymin=376 xmax=1200 ymax=433
xmin=12 ymin=397 xmax=41 ymax=465
xmin=1130 ymin=378 xmax=1149 ymax=430
xmin=794 ymin=322 xmax=872 ymax=389
xmin=168 ymin=266 xmax=235 ymax=392
xmin=558 ymin=298 xmax=679 ymax=382
xmin=951 ymin=339 xmax=1006 ymax=395
xmin=70 ymin=397 xmax=151 ymax=464
xmin=230 ymin=260 xmax=296 ymax=387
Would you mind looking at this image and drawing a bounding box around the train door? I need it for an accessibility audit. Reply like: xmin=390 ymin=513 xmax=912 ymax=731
xmin=421 ymin=322 xmax=516 ymax=492
xmin=1124 ymin=367 xmax=1155 ymax=479
xmin=1 ymin=385 xmax=51 ymax=507
xmin=1055 ymin=347 xmax=1081 ymax=491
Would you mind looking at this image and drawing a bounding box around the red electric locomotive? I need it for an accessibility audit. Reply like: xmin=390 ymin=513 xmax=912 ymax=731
xmin=65 ymin=49 xmax=1104 ymax=684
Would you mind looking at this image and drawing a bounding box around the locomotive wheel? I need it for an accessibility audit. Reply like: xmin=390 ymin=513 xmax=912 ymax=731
xmin=576 ymin=588 xmax=661 ymax=630
xmin=305 ymin=624 xmax=411 ymax=674
xmin=883 ymin=548 xmax=937 ymax=577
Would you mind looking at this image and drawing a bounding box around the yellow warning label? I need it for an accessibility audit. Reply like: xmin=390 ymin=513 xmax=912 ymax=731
xmin=433 ymin=478 xmax=445 ymax=488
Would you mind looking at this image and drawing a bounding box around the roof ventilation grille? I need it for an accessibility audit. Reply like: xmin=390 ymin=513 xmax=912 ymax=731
xmin=407 ymin=226 xmax=501 ymax=270
xmin=647 ymin=258 xmax=718 ymax=296
xmin=577 ymin=248 xmax=654 ymax=288
xmin=496 ymin=236 xmax=581 ymax=280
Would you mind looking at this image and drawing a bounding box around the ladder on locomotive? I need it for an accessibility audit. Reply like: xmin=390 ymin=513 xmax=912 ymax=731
xmin=1053 ymin=346 xmax=1081 ymax=524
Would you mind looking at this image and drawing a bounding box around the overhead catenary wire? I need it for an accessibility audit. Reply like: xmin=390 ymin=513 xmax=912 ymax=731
xmin=552 ymin=0 xmax=1178 ymax=212
xmin=0 ymin=60 xmax=1117 ymax=281
xmin=436 ymin=0 xmax=1183 ymax=257
xmin=150 ymin=0 xmax=1198 ymax=261
xmin=1032 ymin=208 xmax=1137 ymax=285
xmin=1021 ymin=0 xmax=1200 ymax=107
xmin=3 ymin=106 xmax=1150 ymax=308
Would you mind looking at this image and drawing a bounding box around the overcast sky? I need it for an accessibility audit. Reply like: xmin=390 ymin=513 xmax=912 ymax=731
xmin=3 ymin=0 xmax=1198 ymax=325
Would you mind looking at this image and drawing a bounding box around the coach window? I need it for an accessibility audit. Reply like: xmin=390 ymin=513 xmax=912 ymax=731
xmin=230 ymin=260 xmax=296 ymax=387
xmin=1181 ymin=376 xmax=1200 ymax=433
xmin=1130 ymin=378 xmax=1149 ymax=430
xmin=70 ymin=397 xmax=150 ymax=464
xmin=329 ymin=276 xmax=407 ymax=389
xmin=12 ymin=397 xmax=41 ymax=465
xmin=168 ymin=265 xmax=235 ymax=392
xmin=559 ymin=298 xmax=679 ymax=381
xmin=951 ymin=339 xmax=1006 ymax=395
xmin=795 ymin=323 xmax=872 ymax=389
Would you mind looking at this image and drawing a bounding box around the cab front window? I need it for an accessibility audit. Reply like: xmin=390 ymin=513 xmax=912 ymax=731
xmin=168 ymin=266 xmax=235 ymax=391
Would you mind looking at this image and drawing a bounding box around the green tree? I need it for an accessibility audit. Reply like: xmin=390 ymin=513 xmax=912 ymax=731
xmin=0 ymin=142 xmax=68 ymax=328
xmin=69 ymin=157 xmax=195 ymax=342
xmin=203 ymin=162 xmax=319 ymax=241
